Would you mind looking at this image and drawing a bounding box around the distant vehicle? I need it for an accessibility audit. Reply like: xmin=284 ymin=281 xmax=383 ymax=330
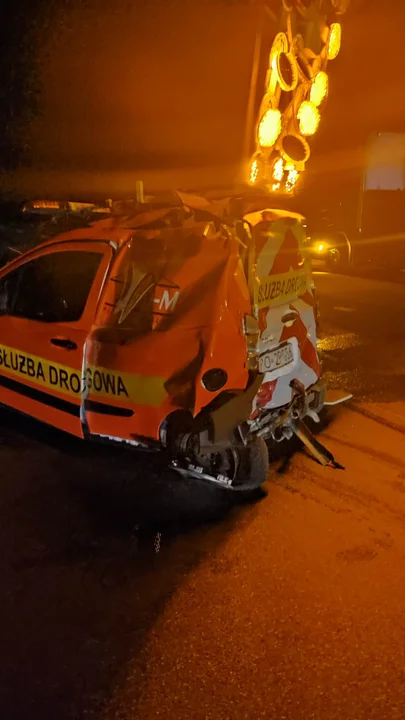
xmin=0 ymin=199 xmax=111 ymax=266
xmin=0 ymin=191 xmax=342 ymax=492
xmin=299 ymin=132 xmax=405 ymax=275
xmin=21 ymin=199 xmax=111 ymax=217
xmin=353 ymin=135 xmax=405 ymax=273
xmin=303 ymin=210 xmax=352 ymax=273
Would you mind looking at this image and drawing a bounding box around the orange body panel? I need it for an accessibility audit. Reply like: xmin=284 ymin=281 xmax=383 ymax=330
xmin=0 ymin=216 xmax=252 ymax=442
xmin=85 ymin=222 xmax=251 ymax=440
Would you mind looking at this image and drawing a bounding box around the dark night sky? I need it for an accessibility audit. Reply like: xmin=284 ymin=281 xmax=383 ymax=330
xmin=0 ymin=0 xmax=404 ymax=197
xmin=31 ymin=0 xmax=256 ymax=170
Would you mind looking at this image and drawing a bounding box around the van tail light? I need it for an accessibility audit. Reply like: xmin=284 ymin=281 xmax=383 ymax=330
xmin=243 ymin=314 xmax=260 ymax=371
xmin=201 ymin=368 xmax=228 ymax=392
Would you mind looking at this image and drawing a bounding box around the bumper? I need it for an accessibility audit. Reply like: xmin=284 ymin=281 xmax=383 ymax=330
xmin=249 ymin=379 xmax=326 ymax=439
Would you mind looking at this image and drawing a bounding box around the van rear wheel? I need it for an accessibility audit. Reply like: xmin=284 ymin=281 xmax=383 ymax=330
xmin=232 ymin=436 xmax=270 ymax=491
xmin=191 ymin=436 xmax=269 ymax=492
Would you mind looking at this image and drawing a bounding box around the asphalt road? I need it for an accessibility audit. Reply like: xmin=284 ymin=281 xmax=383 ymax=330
xmin=2 ymin=273 xmax=405 ymax=720
xmin=316 ymin=272 xmax=405 ymax=404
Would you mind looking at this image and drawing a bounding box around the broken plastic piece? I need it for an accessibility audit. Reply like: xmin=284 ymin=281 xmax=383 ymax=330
xmin=324 ymin=389 xmax=353 ymax=406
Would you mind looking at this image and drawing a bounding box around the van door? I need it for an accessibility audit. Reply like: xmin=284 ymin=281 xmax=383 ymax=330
xmin=248 ymin=211 xmax=320 ymax=411
xmin=0 ymin=241 xmax=113 ymax=436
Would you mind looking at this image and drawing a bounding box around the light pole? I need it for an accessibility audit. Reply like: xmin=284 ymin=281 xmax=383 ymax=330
xmin=243 ymin=1 xmax=278 ymax=165
xmin=243 ymin=1 xmax=265 ymax=163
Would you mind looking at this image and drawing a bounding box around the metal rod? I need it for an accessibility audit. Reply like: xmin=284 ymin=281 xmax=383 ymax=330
xmin=293 ymin=419 xmax=344 ymax=470
xmin=243 ymin=0 xmax=266 ymax=163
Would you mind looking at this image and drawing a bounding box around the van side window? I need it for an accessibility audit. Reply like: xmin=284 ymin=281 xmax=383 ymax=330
xmin=0 ymin=250 xmax=102 ymax=323
xmin=0 ymin=264 xmax=25 ymax=315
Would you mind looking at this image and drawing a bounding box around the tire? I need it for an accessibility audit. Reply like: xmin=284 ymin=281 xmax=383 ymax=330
xmin=232 ymin=436 xmax=269 ymax=492
xmin=326 ymin=237 xmax=350 ymax=273
xmin=181 ymin=435 xmax=269 ymax=492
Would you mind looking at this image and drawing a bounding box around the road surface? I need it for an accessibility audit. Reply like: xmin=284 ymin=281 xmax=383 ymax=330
xmin=1 ymin=273 xmax=405 ymax=720
xmin=316 ymin=271 xmax=405 ymax=407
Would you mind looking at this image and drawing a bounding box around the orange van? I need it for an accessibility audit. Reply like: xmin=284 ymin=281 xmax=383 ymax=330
xmin=0 ymin=192 xmax=327 ymax=490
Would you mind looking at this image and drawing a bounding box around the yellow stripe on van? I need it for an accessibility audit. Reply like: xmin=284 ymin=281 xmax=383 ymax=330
xmin=0 ymin=344 xmax=167 ymax=407
xmin=258 ymin=268 xmax=308 ymax=309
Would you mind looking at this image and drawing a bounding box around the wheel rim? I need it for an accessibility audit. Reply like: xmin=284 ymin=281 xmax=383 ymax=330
xmin=328 ymin=248 xmax=341 ymax=266
xmin=197 ymin=447 xmax=239 ymax=484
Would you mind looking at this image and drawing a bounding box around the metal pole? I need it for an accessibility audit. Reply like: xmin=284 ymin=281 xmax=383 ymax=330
xmin=242 ymin=0 xmax=266 ymax=163
xmin=135 ymin=180 xmax=144 ymax=204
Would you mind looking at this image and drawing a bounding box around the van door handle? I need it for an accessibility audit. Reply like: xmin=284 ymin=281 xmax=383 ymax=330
xmin=50 ymin=337 xmax=77 ymax=351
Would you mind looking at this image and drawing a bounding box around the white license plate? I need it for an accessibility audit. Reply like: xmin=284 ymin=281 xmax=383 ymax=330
xmin=259 ymin=342 xmax=294 ymax=374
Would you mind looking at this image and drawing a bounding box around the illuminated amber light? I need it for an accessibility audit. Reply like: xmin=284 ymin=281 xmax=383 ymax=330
xmin=328 ymin=23 xmax=342 ymax=60
xmin=272 ymin=157 xmax=285 ymax=182
xmin=249 ymin=158 xmax=259 ymax=185
xmin=310 ymin=71 xmax=328 ymax=107
xmin=250 ymin=5 xmax=345 ymax=192
xmin=258 ymin=109 xmax=282 ymax=148
xmin=285 ymin=166 xmax=299 ymax=192
xmin=297 ymin=101 xmax=320 ymax=136
xmin=31 ymin=201 xmax=60 ymax=209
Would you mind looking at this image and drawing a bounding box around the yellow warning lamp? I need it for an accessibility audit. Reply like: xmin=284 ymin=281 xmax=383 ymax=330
xmin=258 ymin=108 xmax=282 ymax=149
xmin=310 ymin=71 xmax=328 ymax=107
xmin=249 ymin=158 xmax=260 ymax=185
xmin=328 ymin=23 xmax=342 ymax=60
xmin=272 ymin=157 xmax=285 ymax=182
xmin=297 ymin=101 xmax=320 ymax=136
xmin=285 ymin=166 xmax=299 ymax=193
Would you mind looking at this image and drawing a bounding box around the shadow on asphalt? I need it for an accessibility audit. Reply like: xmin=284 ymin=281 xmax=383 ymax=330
xmin=0 ymin=409 xmax=266 ymax=720
xmin=0 ymin=397 xmax=347 ymax=720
